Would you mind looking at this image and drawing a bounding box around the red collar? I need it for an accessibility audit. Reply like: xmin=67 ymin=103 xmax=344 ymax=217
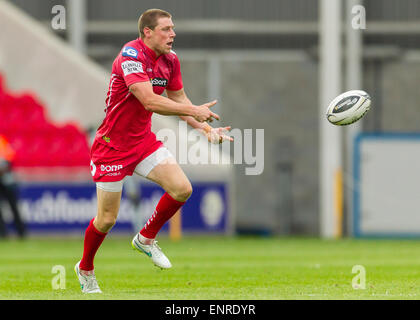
xmin=138 ymin=38 xmax=158 ymax=62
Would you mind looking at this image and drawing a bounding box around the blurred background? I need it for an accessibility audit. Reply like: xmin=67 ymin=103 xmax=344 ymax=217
xmin=1 ymin=0 xmax=420 ymax=240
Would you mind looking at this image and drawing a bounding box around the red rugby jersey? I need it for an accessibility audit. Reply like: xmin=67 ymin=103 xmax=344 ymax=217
xmin=94 ymin=38 xmax=183 ymax=151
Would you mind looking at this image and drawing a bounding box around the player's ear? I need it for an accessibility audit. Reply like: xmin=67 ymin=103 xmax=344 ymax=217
xmin=143 ymin=27 xmax=153 ymax=38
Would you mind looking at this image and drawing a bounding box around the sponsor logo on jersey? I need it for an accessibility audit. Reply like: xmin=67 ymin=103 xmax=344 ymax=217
xmin=101 ymin=164 xmax=123 ymax=172
xmin=151 ymin=77 xmax=168 ymax=87
xmin=102 ymin=136 xmax=110 ymax=143
xmin=122 ymin=46 xmax=138 ymax=58
xmin=121 ymin=61 xmax=144 ymax=76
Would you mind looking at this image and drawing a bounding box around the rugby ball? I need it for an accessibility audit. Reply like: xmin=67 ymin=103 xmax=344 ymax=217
xmin=326 ymin=90 xmax=371 ymax=125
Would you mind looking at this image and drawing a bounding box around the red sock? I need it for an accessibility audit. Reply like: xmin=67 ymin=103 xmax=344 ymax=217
xmin=79 ymin=218 xmax=107 ymax=271
xmin=140 ymin=192 xmax=185 ymax=239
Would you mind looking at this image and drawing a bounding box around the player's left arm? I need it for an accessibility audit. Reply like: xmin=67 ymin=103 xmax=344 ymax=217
xmin=166 ymin=88 xmax=233 ymax=144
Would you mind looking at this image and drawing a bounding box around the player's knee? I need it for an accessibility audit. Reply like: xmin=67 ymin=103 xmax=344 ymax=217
xmin=96 ymin=215 xmax=117 ymax=232
xmin=172 ymin=181 xmax=193 ymax=202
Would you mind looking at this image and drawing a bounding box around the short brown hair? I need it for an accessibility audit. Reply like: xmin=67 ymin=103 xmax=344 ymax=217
xmin=138 ymin=9 xmax=172 ymax=39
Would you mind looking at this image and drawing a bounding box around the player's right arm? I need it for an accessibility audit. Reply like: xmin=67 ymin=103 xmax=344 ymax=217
xmin=129 ymin=82 xmax=219 ymax=123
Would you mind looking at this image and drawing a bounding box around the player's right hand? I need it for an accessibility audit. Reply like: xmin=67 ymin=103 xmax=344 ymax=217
xmin=193 ymin=100 xmax=220 ymax=123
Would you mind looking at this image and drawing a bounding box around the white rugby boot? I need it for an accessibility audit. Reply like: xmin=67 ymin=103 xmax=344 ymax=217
xmin=74 ymin=261 xmax=102 ymax=293
xmin=131 ymin=233 xmax=172 ymax=269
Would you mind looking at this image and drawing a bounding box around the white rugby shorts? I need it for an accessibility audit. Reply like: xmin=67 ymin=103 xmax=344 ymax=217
xmin=96 ymin=147 xmax=174 ymax=192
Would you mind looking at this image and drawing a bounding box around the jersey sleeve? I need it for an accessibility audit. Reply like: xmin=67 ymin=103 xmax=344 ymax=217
xmin=166 ymin=54 xmax=183 ymax=91
xmin=119 ymin=46 xmax=149 ymax=88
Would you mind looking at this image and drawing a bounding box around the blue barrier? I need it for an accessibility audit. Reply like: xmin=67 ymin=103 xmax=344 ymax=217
xmin=11 ymin=182 xmax=229 ymax=234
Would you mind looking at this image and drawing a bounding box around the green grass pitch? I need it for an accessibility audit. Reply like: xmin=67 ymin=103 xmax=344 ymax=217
xmin=1 ymin=235 xmax=420 ymax=299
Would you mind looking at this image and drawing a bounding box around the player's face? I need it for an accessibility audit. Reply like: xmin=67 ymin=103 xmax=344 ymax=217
xmin=149 ymin=17 xmax=176 ymax=55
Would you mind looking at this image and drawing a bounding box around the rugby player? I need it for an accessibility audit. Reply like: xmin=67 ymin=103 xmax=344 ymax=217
xmin=75 ymin=9 xmax=233 ymax=293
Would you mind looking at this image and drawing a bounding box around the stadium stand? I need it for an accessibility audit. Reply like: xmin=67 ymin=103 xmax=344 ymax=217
xmin=0 ymin=73 xmax=90 ymax=168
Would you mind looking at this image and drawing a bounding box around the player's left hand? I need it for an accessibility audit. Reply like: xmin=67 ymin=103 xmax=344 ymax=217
xmin=206 ymin=126 xmax=234 ymax=144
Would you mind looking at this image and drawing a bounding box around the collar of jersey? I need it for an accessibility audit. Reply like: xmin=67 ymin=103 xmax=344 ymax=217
xmin=138 ymin=38 xmax=158 ymax=62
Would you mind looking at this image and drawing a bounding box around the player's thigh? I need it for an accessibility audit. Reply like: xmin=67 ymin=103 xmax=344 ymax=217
xmin=95 ymin=182 xmax=123 ymax=228
xmin=146 ymin=157 xmax=192 ymax=201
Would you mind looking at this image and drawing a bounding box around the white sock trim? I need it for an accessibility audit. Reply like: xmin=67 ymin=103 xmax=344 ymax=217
xmin=138 ymin=233 xmax=154 ymax=245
